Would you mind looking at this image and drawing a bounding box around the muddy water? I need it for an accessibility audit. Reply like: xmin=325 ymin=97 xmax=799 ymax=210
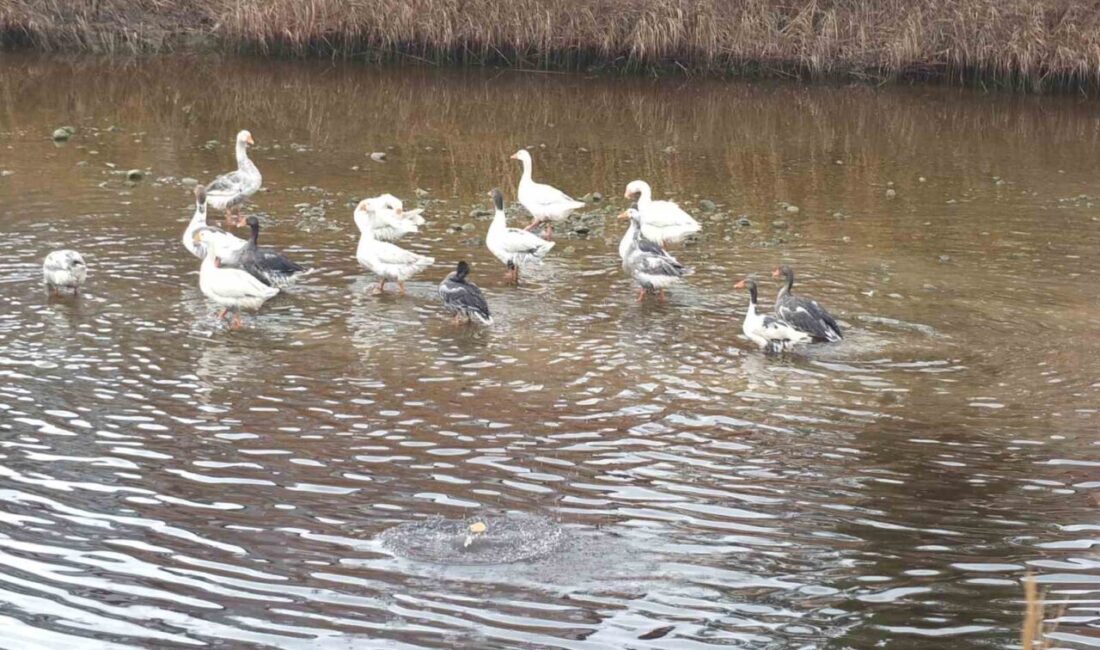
xmin=0 ymin=52 xmax=1098 ymax=649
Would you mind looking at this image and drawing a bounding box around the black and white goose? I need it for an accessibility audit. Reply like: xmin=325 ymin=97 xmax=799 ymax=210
xmin=735 ymin=278 xmax=810 ymax=353
xmin=485 ymin=188 xmax=554 ymax=284
xmin=235 ymin=216 xmax=305 ymax=288
xmin=619 ymin=207 xmax=693 ymax=301
xmin=439 ymin=261 xmax=492 ymax=325
xmin=772 ymin=265 xmax=843 ymax=342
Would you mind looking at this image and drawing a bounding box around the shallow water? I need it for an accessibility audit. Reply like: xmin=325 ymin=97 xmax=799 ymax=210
xmin=0 ymin=52 xmax=1098 ymax=649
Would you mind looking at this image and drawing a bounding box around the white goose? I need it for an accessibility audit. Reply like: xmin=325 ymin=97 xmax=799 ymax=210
xmin=183 ymin=185 xmax=246 ymax=260
xmin=205 ymin=130 xmax=261 ymax=227
xmin=623 ymin=180 xmax=701 ymax=245
xmin=192 ymin=229 xmax=278 ymax=329
xmin=355 ymin=194 xmax=426 ymax=242
xmin=735 ymin=278 xmax=810 ymax=353
xmin=42 ymin=250 xmax=87 ymax=295
xmin=485 ymin=188 xmax=555 ymax=284
xmin=354 ymin=207 xmax=434 ymax=295
xmin=511 ymin=149 xmax=585 ymax=239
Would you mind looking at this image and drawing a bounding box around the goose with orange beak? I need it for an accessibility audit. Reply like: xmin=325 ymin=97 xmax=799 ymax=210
xmin=734 ymin=278 xmax=809 ymax=353
xmin=623 ymin=180 xmax=700 ymax=245
xmin=511 ymin=149 xmax=584 ymax=240
xmin=205 ymin=130 xmax=261 ymax=228
xmin=618 ymin=207 xmax=693 ymax=302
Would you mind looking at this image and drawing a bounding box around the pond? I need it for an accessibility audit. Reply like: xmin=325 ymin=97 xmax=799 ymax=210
xmin=0 ymin=52 xmax=1098 ymax=649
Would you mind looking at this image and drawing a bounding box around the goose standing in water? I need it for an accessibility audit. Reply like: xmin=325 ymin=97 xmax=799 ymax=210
xmin=183 ymin=185 xmax=246 ymax=260
xmin=439 ymin=261 xmax=492 ymax=325
xmin=619 ymin=207 xmax=693 ymax=302
xmin=192 ymin=229 xmax=278 ymax=329
xmin=42 ymin=250 xmax=87 ymax=295
xmin=354 ymin=206 xmax=434 ymax=295
xmin=624 ymin=180 xmax=701 ymax=245
xmin=356 ymin=194 xmax=426 ymax=242
xmin=205 ymin=130 xmax=261 ymax=228
xmin=235 ymin=216 xmax=305 ymax=288
xmin=772 ymin=265 xmax=843 ymax=342
xmin=511 ymin=149 xmax=585 ymax=239
xmin=735 ymin=278 xmax=810 ymax=353
xmin=485 ymin=188 xmax=555 ymax=284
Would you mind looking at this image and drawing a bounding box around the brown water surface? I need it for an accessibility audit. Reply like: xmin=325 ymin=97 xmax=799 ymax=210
xmin=0 ymin=53 xmax=1098 ymax=649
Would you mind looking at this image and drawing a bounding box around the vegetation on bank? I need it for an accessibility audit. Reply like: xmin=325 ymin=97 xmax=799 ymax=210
xmin=4 ymin=0 xmax=1100 ymax=92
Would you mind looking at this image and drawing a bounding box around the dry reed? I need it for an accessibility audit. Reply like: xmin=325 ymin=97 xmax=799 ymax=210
xmin=5 ymin=0 xmax=1100 ymax=92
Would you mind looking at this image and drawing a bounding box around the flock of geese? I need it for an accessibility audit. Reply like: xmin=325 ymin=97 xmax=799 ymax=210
xmin=42 ymin=130 xmax=844 ymax=352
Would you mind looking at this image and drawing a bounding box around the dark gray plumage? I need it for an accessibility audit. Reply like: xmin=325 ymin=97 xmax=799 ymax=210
xmin=439 ymin=261 xmax=492 ymax=324
xmin=773 ymin=265 xmax=843 ymax=343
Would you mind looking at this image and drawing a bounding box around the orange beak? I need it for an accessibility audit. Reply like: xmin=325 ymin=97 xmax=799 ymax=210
xmin=734 ymin=279 xmax=746 ymax=289
xmin=246 ymin=134 xmax=255 ymax=145
xmin=396 ymin=207 xmax=404 ymax=215
xmin=617 ymin=210 xmax=631 ymax=220
xmin=623 ymin=190 xmax=632 ymax=199
xmin=771 ymin=267 xmax=780 ymax=278
xmin=509 ymin=153 xmax=518 ymax=160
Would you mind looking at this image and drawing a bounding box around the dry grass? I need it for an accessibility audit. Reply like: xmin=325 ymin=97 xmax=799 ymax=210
xmin=5 ymin=0 xmax=1100 ymax=91
xmin=1022 ymin=573 xmax=1063 ymax=650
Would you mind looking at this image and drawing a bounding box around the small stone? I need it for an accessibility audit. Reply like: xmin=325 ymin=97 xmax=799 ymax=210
xmin=887 ymin=181 xmax=895 ymax=187
xmin=562 ymin=246 xmax=576 ymax=254
xmin=350 ymin=165 xmax=360 ymax=171
xmin=468 ymin=208 xmax=493 ymax=219
xmin=699 ymin=199 xmax=717 ymax=212
xmin=52 ymin=128 xmax=72 ymax=141
xmin=181 ymin=177 xmax=198 ymax=187
xmin=938 ymin=255 xmax=951 ymax=263
xmin=460 ymin=223 xmax=475 ymax=231
xmin=126 ymin=169 xmax=144 ymax=181
xmin=842 ymin=236 xmax=852 ymax=242
xmin=578 ymin=147 xmax=589 ymax=153
xmin=573 ymin=227 xmax=590 ymax=236
xmin=107 ymin=125 xmax=123 ymax=133
xmin=708 ymin=214 xmax=723 ymax=222
xmin=0 ymin=170 xmax=13 ymax=177
xmin=918 ymin=176 xmax=926 ymax=183
xmin=832 ymin=211 xmax=844 ymax=218
xmin=736 ymin=217 xmax=751 ymax=227
xmin=835 ymin=160 xmax=843 ymax=165
xmin=786 ymin=205 xmax=800 ymax=213
xmin=772 ymin=220 xmax=788 ymax=229
xmin=662 ymin=145 xmax=677 ymax=154
xmin=885 ymin=189 xmax=897 ymax=198
xmin=415 ymin=188 xmax=429 ymax=198
xmin=369 ymin=152 xmax=387 ymax=162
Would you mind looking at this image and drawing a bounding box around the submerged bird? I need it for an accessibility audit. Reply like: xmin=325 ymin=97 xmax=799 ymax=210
xmin=485 ymin=188 xmax=555 ymax=284
xmin=619 ymin=208 xmax=693 ymax=302
xmin=735 ymin=278 xmax=810 ymax=353
xmin=511 ymin=149 xmax=585 ymax=239
xmin=42 ymin=250 xmax=87 ymax=295
xmin=354 ymin=206 xmax=434 ymax=295
xmin=204 ymin=129 xmax=261 ymax=228
xmin=624 ymin=180 xmax=701 ymax=245
xmin=356 ymin=194 xmax=426 ymax=242
xmin=772 ymin=265 xmax=843 ymax=342
xmin=192 ymin=229 xmax=278 ymax=329
xmin=439 ymin=261 xmax=492 ymax=325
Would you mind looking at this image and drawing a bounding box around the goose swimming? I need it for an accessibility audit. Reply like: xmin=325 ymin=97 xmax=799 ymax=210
xmin=735 ymin=278 xmax=810 ymax=353
xmin=439 ymin=261 xmax=492 ymax=325
xmin=773 ymin=265 xmax=843 ymax=342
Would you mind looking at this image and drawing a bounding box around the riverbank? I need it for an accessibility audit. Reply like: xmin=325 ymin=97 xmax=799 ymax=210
xmin=4 ymin=0 xmax=1100 ymax=92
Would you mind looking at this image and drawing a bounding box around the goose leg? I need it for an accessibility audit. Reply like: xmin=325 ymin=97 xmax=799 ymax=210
xmin=636 ymin=288 xmax=647 ymax=302
xmin=543 ymin=224 xmax=553 ymax=240
xmin=398 ymin=281 xmax=407 ymax=295
xmin=216 ymin=308 xmax=228 ymax=320
xmin=229 ymin=312 xmax=243 ymax=330
xmin=658 ymin=289 xmax=667 ymax=302
xmin=372 ymin=279 xmax=386 ymax=295
xmin=523 ymin=220 xmax=539 ymax=232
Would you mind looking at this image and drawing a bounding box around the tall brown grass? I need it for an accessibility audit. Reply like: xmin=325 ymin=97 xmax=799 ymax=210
xmin=5 ymin=0 xmax=1100 ymax=91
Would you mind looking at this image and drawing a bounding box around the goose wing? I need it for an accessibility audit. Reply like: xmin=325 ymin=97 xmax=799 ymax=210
xmin=777 ymin=296 xmax=842 ymax=341
xmin=206 ymin=171 xmax=246 ymax=196
xmin=209 ymin=266 xmax=279 ymax=301
xmin=502 ymin=228 xmax=552 ymax=254
xmin=527 ymin=181 xmax=581 ymax=209
xmin=440 ymin=279 xmax=491 ymax=320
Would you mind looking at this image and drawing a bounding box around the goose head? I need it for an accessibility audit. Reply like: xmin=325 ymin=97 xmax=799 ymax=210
xmin=509 ymin=149 xmax=532 ymax=164
xmin=488 ymin=188 xmax=505 ymax=213
xmin=236 ymin=130 xmax=255 ymax=147
xmin=624 ymin=180 xmax=651 ymax=201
